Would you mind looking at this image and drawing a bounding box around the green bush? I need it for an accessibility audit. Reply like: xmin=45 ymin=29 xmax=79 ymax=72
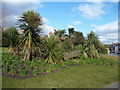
xmin=19 ymin=69 xmax=27 ymax=76
xmin=3 ymin=66 xmax=9 ymax=73
xmin=10 ymin=70 xmax=17 ymax=75
xmin=32 ymin=70 xmax=38 ymax=76
xmin=80 ymin=57 xmax=119 ymax=66
xmin=27 ymin=65 xmax=33 ymax=70
xmin=25 ymin=60 xmax=31 ymax=65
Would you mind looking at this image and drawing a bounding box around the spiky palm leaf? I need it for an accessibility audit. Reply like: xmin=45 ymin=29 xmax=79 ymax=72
xmin=18 ymin=10 xmax=43 ymax=60
xmin=41 ymin=36 xmax=63 ymax=64
xmin=86 ymin=31 xmax=100 ymax=58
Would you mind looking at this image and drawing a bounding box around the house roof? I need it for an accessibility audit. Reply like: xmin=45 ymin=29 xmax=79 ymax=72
xmin=19 ymin=30 xmax=24 ymax=32
xmin=48 ymin=32 xmax=54 ymax=34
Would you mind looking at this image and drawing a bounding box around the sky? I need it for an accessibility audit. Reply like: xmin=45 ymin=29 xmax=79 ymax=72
xmin=2 ymin=0 xmax=119 ymax=44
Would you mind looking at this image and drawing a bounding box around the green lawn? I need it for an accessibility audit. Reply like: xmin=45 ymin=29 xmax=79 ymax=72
xmin=100 ymin=54 xmax=119 ymax=62
xmin=3 ymin=65 xmax=118 ymax=88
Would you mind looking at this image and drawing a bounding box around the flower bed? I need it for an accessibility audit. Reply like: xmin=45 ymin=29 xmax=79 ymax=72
xmin=2 ymin=52 xmax=119 ymax=79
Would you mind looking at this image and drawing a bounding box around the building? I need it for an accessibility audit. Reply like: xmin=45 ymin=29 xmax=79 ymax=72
xmin=109 ymin=42 xmax=120 ymax=54
xmin=115 ymin=43 xmax=120 ymax=54
xmin=47 ymin=32 xmax=54 ymax=37
xmin=19 ymin=30 xmax=24 ymax=34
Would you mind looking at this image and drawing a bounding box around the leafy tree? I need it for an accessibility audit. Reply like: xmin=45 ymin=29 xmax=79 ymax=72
xmin=62 ymin=38 xmax=73 ymax=52
xmin=18 ymin=10 xmax=43 ymax=60
xmin=72 ymin=31 xmax=86 ymax=46
xmin=2 ymin=27 xmax=19 ymax=52
xmin=99 ymin=44 xmax=108 ymax=54
xmin=68 ymin=28 xmax=75 ymax=38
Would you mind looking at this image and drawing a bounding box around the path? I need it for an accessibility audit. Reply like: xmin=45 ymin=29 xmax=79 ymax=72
xmin=104 ymin=81 xmax=119 ymax=88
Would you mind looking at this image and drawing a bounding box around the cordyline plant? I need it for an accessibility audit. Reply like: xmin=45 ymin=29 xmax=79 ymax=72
xmin=41 ymin=35 xmax=64 ymax=64
xmin=86 ymin=31 xmax=100 ymax=58
xmin=17 ymin=10 xmax=43 ymax=60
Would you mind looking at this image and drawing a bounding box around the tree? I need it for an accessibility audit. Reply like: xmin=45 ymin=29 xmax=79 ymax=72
xmin=41 ymin=35 xmax=63 ymax=64
xmin=68 ymin=28 xmax=75 ymax=38
xmin=99 ymin=44 xmax=108 ymax=54
xmin=54 ymin=29 xmax=66 ymax=41
xmin=18 ymin=10 xmax=43 ymax=60
xmin=86 ymin=31 xmax=100 ymax=58
xmin=72 ymin=31 xmax=86 ymax=46
xmin=87 ymin=31 xmax=100 ymax=49
xmin=2 ymin=27 xmax=20 ymax=52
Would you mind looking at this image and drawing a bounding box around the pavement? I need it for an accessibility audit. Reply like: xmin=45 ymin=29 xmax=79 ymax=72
xmin=104 ymin=81 xmax=119 ymax=89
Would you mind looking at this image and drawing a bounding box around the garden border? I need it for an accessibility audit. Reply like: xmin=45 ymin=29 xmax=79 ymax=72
xmin=2 ymin=64 xmax=118 ymax=79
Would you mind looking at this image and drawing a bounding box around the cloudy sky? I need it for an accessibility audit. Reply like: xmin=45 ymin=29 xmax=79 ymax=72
xmin=2 ymin=0 xmax=119 ymax=44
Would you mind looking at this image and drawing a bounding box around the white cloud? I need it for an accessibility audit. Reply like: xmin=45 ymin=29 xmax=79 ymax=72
xmin=42 ymin=17 xmax=50 ymax=24
xmin=73 ymin=21 xmax=81 ymax=26
xmin=3 ymin=14 xmax=18 ymax=26
xmin=94 ymin=21 xmax=118 ymax=35
xmin=67 ymin=24 xmax=78 ymax=31
xmin=93 ymin=21 xmax=118 ymax=44
xmin=67 ymin=25 xmax=74 ymax=28
xmin=38 ymin=25 xmax=55 ymax=36
xmin=73 ymin=2 xmax=105 ymax=19
xmin=2 ymin=1 xmax=43 ymax=26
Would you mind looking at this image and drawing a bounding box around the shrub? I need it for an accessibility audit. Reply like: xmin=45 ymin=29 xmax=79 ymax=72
xmin=80 ymin=57 xmax=119 ymax=66
xmin=41 ymin=36 xmax=63 ymax=64
xmin=3 ymin=66 xmax=9 ymax=73
xmin=19 ymin=69 xmax=27 ymax=76
xmin=27 ymin=65 xmax=33 ymax=70
xmin=25 ymin=60 xmax=31 ymax=65
xmin=32 ymin=70 xmax=38 ymax=76
xmin=10 ymin=70 xmax=17 ymax=75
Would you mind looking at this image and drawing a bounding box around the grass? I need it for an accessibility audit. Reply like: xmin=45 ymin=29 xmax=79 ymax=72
xmin=1 ymin=47 xmax=119 ymax=88
xmin=100 ymin=54 xmax=119 ymax=62
xmin=3 ymin=65 xmax=118 ymax=88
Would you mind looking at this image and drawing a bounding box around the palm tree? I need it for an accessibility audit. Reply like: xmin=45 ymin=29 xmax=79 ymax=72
xmin=87 ymin=31 xmax=100 ymax=49
xmin=41 ymin=35 xmax=63 ymax=64
xmin=54 ymin=29 xmax=66 ymax=41
xmin=86 ymin=31 xmax=100 ymax=58
xmin=18 ymin=10 xmax=43 ymax=60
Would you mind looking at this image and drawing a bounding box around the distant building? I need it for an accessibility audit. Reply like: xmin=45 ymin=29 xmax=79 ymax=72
xmin=115 ymin=43 xmax=120 ymax=54
xmin=109 ymin=42 xmax=120 ymax=54
xmin=47 ymin=32 xmax=54 ymax=37
xmin=19 ymin=30 xmax=24 ymax=34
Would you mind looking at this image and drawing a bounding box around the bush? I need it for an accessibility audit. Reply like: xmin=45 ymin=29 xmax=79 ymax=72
xmin=32 ymin=70 xmax=38 ymax=76
xmin=80 ymin=57 xmax=119 ymax=66
xmin=41 ymin=36 xmax=63 ymax=64
xmin=19 ymin=69 xmax=27 ymax=76
xmin=10 ymin=70 xmax=17 ymax=75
